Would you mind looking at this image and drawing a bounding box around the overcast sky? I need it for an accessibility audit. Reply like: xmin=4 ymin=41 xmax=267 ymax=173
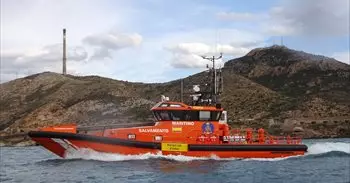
xmin=1 ymin=0 xmax=349 ymax=83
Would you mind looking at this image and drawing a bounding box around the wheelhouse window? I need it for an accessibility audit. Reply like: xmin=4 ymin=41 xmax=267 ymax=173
xmin=153 ymin=110 xmax=221 ymax=121
xmin=213 ymin=111 xmax=221 ymax=121
xmin=159 ymin=110 xmax=171 ymax=120
xmin=153 ymin=111 xmax=162 ymax=121
xmin=184 ymin=111 xmax=199 ymax=121
xmin=169 ymin=110 xmax=184 ymax=120
xmin=199 ymin=111 xmax=210 ymax=120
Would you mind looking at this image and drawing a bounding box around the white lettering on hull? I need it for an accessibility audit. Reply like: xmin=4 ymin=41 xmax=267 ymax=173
xmin=138 ymin=129 xmax=169 ymax=133
xmin=172 ymin=121 xmax=194 ymax=126
xmin=223 ymin=136 xmax=246 ymax=142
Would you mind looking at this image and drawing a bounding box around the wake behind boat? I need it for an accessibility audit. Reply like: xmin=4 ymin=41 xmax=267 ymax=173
xmin=28 ymin=54 xmax=308 ymax=159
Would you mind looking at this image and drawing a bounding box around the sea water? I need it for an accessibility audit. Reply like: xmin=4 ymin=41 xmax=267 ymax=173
xmin=1 ymin=138 xmax=349 ymax=183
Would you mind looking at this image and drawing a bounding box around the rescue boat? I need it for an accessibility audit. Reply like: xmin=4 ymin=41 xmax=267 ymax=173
xmin=28 ymin=54 xmax=308 ymax=159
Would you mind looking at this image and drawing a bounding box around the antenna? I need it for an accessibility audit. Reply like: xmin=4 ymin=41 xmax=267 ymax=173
xmin=200 ymin=52 xmax=223 ymax=105
xmin=63 ymin=28 xmax=67 ymax=75
xmin=215 ymin=28 xmax=218 ymax=55
xmin=221 ymin=67 xmax=223 ymax=94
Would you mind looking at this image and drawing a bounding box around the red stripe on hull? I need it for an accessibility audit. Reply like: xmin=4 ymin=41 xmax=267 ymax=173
xmin=68 ymin=139 xmax=160 ymax=155
xmin=32 ymin=137 xmax=67 ymax=158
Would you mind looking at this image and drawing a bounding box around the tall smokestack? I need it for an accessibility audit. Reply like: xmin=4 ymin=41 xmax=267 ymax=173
xmin=181 ymin=79 xmax=184 ymax=102
xmin=63 ymin=28 xmax=67 ymax=75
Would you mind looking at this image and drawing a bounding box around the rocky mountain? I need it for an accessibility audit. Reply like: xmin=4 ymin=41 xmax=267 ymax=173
xmin=225 ymin=45 xmax=350 ymax=118
xmin=1 ymin=45 xmax=349 ymax=146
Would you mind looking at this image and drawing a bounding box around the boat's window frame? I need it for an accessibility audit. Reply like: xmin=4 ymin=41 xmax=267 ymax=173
xmin=163 ymin=110 xmax=184 ymax=121
xmin=156 ymin=110 xmax=171 ymax=120
xmin=153 ymin=111 xmax=162 ymax=121
xmin=153 ymin=110 xmax=222 ymax=121
xmin=219 ymin=112 xmax=225 ymax=121
xmin=212 ymin=111 xmax=222 ymax=121
xmin=184 ymin=110 xmax=199 ymax=121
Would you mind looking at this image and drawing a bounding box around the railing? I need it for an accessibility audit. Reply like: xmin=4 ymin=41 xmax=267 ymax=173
xmin=265 ymin=136 xmax=302 ymax=144
xmin=194 ymin=128 xmax=303 ymax=145
xmin=77 ymin=122 xmax=155 ymax=136
xmin=77 ymin=122 xmax=155 ymax=131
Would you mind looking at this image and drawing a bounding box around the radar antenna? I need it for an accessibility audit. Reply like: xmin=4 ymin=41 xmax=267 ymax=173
xmin=189 ymin=52 xmax=224 ymax=107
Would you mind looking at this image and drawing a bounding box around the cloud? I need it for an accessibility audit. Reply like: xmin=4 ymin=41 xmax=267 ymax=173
xmin=0 ymin=29 xmax=145 ymax=83
xmin=162 ymin=29 xmax=265 ymax=68
xmin=0 ymin=0 xmax=130 ymax=51
xmin=1 ymin=0 xmax=348 ymax=84
xmin=218 ymin=0 xmax=349 ymax=37
xmin=0 ymin=44 xmax=88 ymax=82
xmin=165 ymin=42 xmax=251 ymax=68
xmin=165 ymin=42 xmax=251 ymax=57
xmin=168 ymin=53 xmax=224 ymax=69
xmin=332 ymin=52 xmax=350 ymax=64
xmin=165 ymin=43 xmax=211 ymax=55
xmin=216 ymin=12 xmax=259 ymax=21
xmin=170 ymin=53 xmax=212 ymax=68
xmin=5 ymin=44 xmax=87 ymax=66
xmin=83 ymin=31 xmax=142 ymax=60
xmin=264 ymin=0 xmax=350 ymax=36
xmin=0 ymin=0 xmax=140 ymax=82
xmin=0 ymin=29 xmax=144 ymax=82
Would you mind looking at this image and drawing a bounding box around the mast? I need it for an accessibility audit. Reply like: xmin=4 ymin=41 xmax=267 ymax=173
xmin=180 ymin=52 xmax=224 ymax=107
xmin=185 ymin=53 xmax=223 ymax=107
xmin=62 ymin=28 xmax=67 ymax=75
xmin=201 ymin=52 xmax=222 ymax=104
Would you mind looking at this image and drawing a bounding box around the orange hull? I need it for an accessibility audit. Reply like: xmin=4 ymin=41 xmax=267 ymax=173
xmin=29 ymin=131 xmax=307 ymax=159
xmin=28 ymin=101 xmax=308 ymax=159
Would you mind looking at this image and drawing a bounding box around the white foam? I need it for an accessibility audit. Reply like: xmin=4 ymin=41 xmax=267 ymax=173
xmin=242 ymin=156 xmax=301 ymax=161
xmin=243 ymin=142 xmax=350 ymax=161
xmin=306 ymin=142 xmax=350 ymax=155
xmin=63 ymin=142 xmax=350 ymax=162
xmin=65 ymin=148 xmax=218 ymax=162
xmin=64 ymin=148 xmax=302 ymax=162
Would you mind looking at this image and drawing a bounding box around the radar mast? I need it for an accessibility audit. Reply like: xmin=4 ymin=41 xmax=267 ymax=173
xmin=189 ymin=53 xmax=224 ymax=107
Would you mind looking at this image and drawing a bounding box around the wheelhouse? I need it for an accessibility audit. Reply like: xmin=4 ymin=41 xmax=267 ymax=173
xmin=151 ymin=102 xmax=223 ymax=121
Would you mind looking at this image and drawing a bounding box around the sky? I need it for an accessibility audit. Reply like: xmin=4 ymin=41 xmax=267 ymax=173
xmin=1 ymin=0 xmax=349 ymax=83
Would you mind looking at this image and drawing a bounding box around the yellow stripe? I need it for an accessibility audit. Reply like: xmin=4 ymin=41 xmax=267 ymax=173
xmin=172 ymin=127 xmax=182 ymax=132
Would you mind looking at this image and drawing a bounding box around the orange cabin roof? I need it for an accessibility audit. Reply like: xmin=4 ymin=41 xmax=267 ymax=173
xmin=150 ymin=101 xmax=223 ymax=111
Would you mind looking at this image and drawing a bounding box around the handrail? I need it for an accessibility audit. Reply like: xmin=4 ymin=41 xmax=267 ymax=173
xmin=77 ymin=122 xmax=155 ymax=132
xmin=223 ymin=128 xmax=303 ymax=145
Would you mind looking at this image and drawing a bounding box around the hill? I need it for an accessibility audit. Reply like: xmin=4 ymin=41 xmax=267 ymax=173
xmin=225 ymin=45 xmax=350 ymax=118
xmin=1 ymin=45 xmax=349 ymax=146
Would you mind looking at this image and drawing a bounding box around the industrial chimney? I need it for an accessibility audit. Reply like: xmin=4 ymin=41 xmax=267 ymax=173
xmin=62 ymin=28 xmax=67 ymax=75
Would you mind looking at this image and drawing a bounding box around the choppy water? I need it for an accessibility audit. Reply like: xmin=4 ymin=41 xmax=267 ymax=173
xmin=1 ymin=138 xmax=349 ymax=183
